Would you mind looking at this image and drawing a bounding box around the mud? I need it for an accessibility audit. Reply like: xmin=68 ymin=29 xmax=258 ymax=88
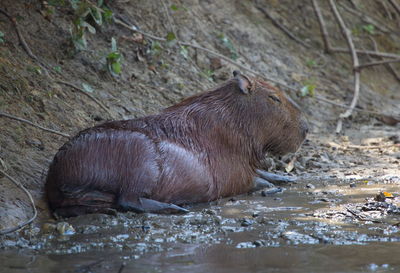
xmin=1 ymin=157 xmax=400 ymax=272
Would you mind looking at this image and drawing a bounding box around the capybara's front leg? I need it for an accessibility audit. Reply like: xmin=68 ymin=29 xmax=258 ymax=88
xmin=250 ymin=169 xmax=297 ymax=192
xmin=251 ymin=176 xmax=275 ymax=192
xmin=256 ymin=169 xmax=297 ymax=184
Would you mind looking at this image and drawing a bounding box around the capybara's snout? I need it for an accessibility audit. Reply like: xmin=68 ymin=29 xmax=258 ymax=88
xmin=300 ymin=119 xmax=309 ymax=139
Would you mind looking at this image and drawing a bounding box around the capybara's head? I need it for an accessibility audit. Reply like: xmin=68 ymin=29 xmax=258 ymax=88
xmin=233 ymin=71 xmax=308 ymax=155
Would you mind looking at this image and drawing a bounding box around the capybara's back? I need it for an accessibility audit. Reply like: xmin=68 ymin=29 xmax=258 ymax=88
xmin=46 ymin=71 xmax=308 ymax=217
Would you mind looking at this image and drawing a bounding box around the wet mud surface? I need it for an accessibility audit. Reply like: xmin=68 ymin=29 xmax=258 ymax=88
xmin=1 ymin=170 xmax=400 ymax=273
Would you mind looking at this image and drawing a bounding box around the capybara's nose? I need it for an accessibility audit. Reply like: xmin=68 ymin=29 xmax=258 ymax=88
xmin=300 ymin=119 xmax=309 ymax=138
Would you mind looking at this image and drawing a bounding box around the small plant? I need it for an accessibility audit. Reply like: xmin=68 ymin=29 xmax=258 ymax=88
xmin=70 ymin=0 xmax=113 ymax=50
xmin=362 ymin=24 xmax=375 ymax=35
xmin=179 ymin=45 xmax=189 ymax=59
xmin=0 ymin=31 xmax=5 ymax=43
xmin=81 ymin=82 xmax=94 ymax=93
xmin=300 ymin=81 xmax=316 ymax=97
xmin=306 ymin=59 xmax=317 ymax=68
xmin=202 ymin=69 xmax=215 ymax=81
xmin=53 ymin=66 xmax=62 ymax=73
xmin=217 ymin=33 xmax=238 ymax=60
xmin=170 ymin=4 xmax=179 ymax=11
xmin=148 ymin=41 xmax=163 ymax=56
xmin=106 ymin=37 xmax=122 ymax=76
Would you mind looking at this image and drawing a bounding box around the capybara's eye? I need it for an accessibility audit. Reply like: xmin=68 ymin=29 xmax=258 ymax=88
xmin=268 ymin=95 xmax=281 ymax=104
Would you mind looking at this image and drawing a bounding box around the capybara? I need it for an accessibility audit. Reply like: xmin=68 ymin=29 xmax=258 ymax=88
xmin=45 ymin=71 xmax=308 ymax=217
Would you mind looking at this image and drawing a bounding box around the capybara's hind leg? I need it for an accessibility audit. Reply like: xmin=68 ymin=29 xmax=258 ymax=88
xmin=118 ymin=195 xmax=188 ymax=214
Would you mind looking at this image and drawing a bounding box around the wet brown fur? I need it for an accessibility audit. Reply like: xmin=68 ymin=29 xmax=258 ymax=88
xmin=45 ymin=74 xmax=307 ymax=217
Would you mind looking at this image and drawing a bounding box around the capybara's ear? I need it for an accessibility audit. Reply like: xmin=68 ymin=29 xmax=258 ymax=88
xmin=233 ymin=70 xmax=252 ymax=94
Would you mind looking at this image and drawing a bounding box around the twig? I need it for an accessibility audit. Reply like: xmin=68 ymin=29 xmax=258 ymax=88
xmin=329 ymin=0 xmax=360 ymax=134
xmin=339 ymin=2 xmax=395 ymax=33
xmin=314 ymin=95 xmax=381 ymax=115
xmin=346 ymin=207 xmax=382 ymax=223
xmin=0 ymin=170 xmax=38 ymax=235
xmin=0 ymin=8 xmax=51 ymax=76
xmin=368 ymin=37 xmax=400 ymax=82
xmin=331 ymin=47 xmax=400 ymax=59
xmin=255 ymin=4 xmax=310 ymax=48
xmin=114 ymin=18 xmax=167 ymax=42
xmin=380 ymin=1 xmax=394 ymax=20
xmin=388 ymin=0 xmax=400 ymax=16
xmin=0 ymin=111 xmax=70 ymax=138
xmin=355 ymin=58 xmax=400 ymax=71
xmin=312 ymin=0 xmax=332 ymax=53
xmin=328 ymin=142 xmax=400 ymax=150
xmin=57 ymin=81 xmax=114 ymax=118
xmin=347 ymin=143 xmax=400 ymax=149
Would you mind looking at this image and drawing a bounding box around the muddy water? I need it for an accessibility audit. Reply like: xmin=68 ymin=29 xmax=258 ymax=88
xmin=1 ymin=176 xmax=400 ymax=273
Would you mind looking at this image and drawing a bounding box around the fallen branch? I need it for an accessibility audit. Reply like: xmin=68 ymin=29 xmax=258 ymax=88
xmin=311 ymin=0 xmax=332 ymax=53
xmin=0 ymin=8 xmax=50 ymax=76
xmin=57 ymin=81 xmax=114 ymax=118
xmin=388 ymin=0 xmax=400 ymax=16
xmin=329 ymin=0 xmax=360 ymax=134
xmin=0 ymin=111 xmax=70 ymax=138
xmin=355 ymin=58 xmax=400 ymax=71
xmin=368 ymin=36 xmax=400 ymax=82
xmin=114 ymin=18 xmax=167 ymax=42
xmin=0 ymin=170 xmax=38 ymax=235
xmin=328 ymin=142 xmax=400 ymax=150
xmin=331 ymin=47 xmax=400 ymax=59
xmin=255 ymin=4 xmax=310 ymax=48
xmin=339 ymin=2 xmax=395 ymax=33
xmin=311 ymin=3 xmax=400 ymax=60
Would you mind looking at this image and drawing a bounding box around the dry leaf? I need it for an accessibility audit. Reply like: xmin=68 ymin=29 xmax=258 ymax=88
xmin=377 ymin=115 xmax=400 ymax=126
xmin=285 ymin=157 xmax=296 ymax=173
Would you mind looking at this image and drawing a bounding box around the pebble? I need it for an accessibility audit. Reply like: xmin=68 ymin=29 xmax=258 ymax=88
xmin=306 ymin=183 xmax=315 ymax=189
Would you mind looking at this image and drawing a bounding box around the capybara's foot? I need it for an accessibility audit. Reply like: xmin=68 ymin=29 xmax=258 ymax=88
xmin=256 ymin=169 xmax=297 ymax=184
xmin=118 ymin=196 xmax=189 ymax=214
xmin=251 ymin=176 xmax=275 ymax=192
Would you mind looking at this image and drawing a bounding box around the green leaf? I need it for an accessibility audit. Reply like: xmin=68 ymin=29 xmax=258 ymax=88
xmin=149 ymin=41 xmax=163 ymax=55
xmin=82 ymin=83 xmax=94 ymax=93
xmin=170 ymin=4 xmax=179 ymax=11
xmin=179 ymin=45 xmax=189 ymax=59
xmin=102 ymin=8 xmax=113 ymax=22
xmin=362 ymin=24 xmax=375 ymax=35
xmin=218 ymin=33 xmax=238 ymax=60
xmin=53 ymin=66 xmax=62 ymax=73
xmin=97 ymin=0 xmax=104 ymax=7
xmin=82 ymin=21 xmax=96 ymax=34
xmin=166 ymin=32 xmax=176 ymax=42
xmin=306 ymin=59 xmax=317 ymax=68
xmin=90 ymin=7 xmax=103 ymax=26
xmin=70 ymin=0 xmax=80 ymax=9
xmin=0 ymin=31 xmax=4 ymax=43
xmin=111 ymin=37 xmax=117 ymax=52
xmin=300 ymin=84 xmax=316 ymax=97
xmin=72 ymin=36 xmax=87 ymax=50
xmin=107 ymin=51 xmax=121 ymax=61
xmin=27 ymin=66 xmax=42 ymax=75
xmin=111 ymin=62 xmax=121 ymax=74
